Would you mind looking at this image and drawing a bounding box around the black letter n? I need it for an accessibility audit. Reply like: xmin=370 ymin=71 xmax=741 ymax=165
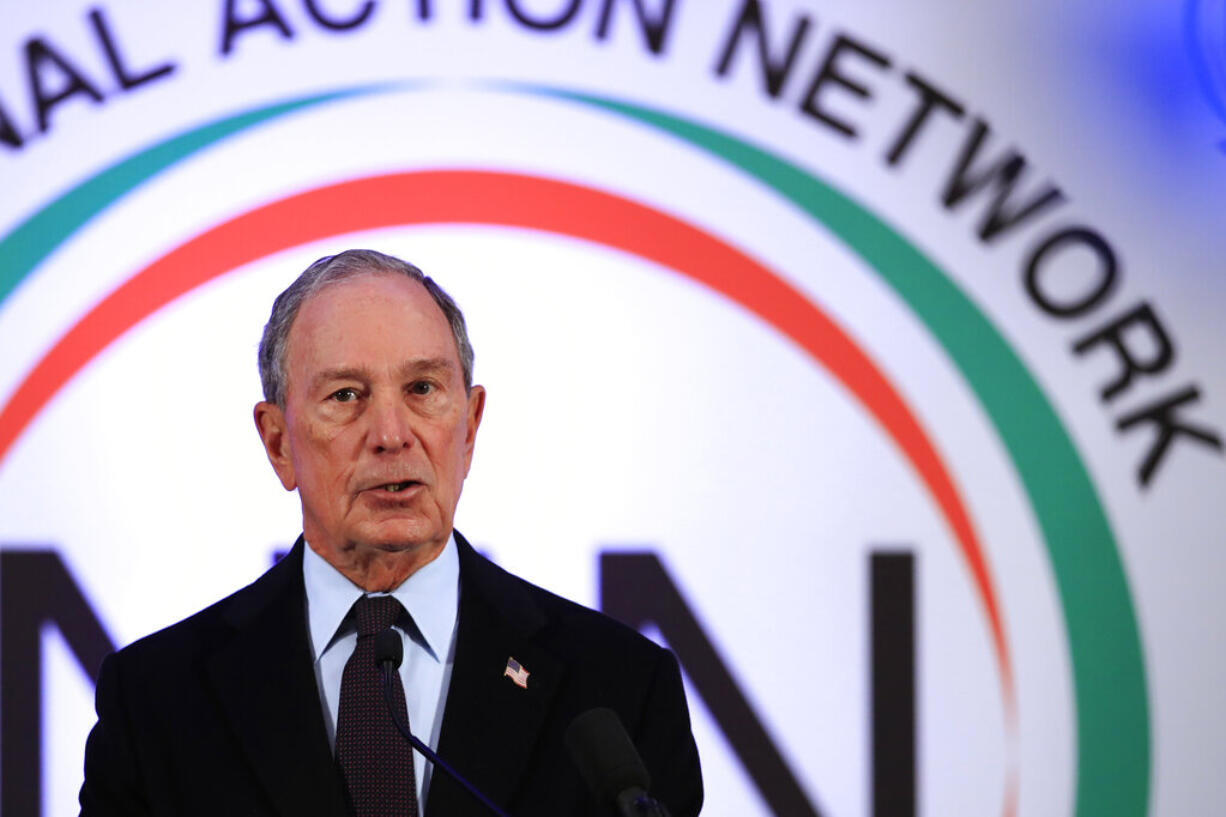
xmin=600 ymin=551 xmax=822 ymax=817
xmin=1 ymin=549 xmax=117 ymax=817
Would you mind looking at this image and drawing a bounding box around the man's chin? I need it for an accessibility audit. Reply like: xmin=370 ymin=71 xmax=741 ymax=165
xmin=352 ymin=519 xmax=448 ymax=553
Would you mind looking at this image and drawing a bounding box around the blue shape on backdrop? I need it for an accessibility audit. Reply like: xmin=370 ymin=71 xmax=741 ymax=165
xmin=1185 ymin=0 xmax=1226 ymax=149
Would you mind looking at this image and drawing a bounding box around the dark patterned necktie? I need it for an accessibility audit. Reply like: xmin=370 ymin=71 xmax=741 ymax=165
xmin=336 ymin=595 xmax=418 ymax=817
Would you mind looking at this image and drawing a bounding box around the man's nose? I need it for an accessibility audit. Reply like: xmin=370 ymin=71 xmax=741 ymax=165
xmin=368 ymin=395 xmax=415 ymax=452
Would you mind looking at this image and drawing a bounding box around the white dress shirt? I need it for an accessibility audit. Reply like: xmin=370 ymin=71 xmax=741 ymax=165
xmin=302 ymin=533 xmax=460 ymax=807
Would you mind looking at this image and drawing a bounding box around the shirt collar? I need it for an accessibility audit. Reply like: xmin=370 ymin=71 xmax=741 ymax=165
xmin=302 ymin=532 xmax=460 ymax=664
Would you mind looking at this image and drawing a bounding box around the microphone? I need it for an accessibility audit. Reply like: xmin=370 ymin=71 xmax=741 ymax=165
xmin=374 ymin=628 xmax=401 ymax=674
xmin=565 ymin=708 xmax=671 ymax=817
xmin=371 ymin=629 xmax=511 ymax=817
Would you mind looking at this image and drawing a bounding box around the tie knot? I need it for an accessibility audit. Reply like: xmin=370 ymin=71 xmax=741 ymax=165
xmin=353 ymin=595 xmax=403 ymax=637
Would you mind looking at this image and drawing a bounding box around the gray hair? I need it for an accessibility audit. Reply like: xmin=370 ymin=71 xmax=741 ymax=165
xmin=257 ymin=249 xmax=474 ymax=406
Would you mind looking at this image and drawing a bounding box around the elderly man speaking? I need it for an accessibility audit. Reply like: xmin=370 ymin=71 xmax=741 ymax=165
xmin=80 ymin=249 xmax=703 ymax=817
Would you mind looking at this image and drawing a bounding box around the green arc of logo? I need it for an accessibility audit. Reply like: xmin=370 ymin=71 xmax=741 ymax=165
xmin=0 ymin=81 xmax=1147 ymax=817
xmin=535 ymin=87 xmax=1150 ymax=817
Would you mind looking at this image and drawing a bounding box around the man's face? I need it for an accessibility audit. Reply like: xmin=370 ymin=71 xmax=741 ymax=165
xmin=255 ymin=273 xmax=484 ymax=564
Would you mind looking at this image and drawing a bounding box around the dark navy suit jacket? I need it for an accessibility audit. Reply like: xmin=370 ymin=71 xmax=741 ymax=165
xmin=80 ymin=533 xmax=703 ymax=816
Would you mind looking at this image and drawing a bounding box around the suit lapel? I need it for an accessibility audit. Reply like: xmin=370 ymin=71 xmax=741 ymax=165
xmin=207 ymin=542 xmax=350 ymax=817
xmin=426 ymin=535 xmax=563 ymax=816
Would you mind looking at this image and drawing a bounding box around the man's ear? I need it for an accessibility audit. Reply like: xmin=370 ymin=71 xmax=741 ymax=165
xmin=463 ymin=385 xmax=486 ymax=474
xmin=254 ymin=401 xmax=297 ymax=491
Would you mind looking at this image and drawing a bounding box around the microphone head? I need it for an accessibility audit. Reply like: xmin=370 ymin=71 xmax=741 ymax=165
xmin=373 ymin=628 xmax=403 ymax=670
xmin=565 ymin=708 xmax=651 ymax=806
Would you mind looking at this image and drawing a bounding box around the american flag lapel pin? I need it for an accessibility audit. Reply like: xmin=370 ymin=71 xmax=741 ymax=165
xmin=504 ymin=657 xmax=529 ymax=689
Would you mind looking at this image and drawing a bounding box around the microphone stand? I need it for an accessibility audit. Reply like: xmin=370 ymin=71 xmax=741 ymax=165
xmin=379 ymin=664 xmax=513 ymax=817
xmin=620 ymin=791 xmax=672 ymax=817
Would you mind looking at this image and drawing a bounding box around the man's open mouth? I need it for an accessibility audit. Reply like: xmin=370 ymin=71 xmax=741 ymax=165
xmin=379 ymin=481 xmax=416 ymax=493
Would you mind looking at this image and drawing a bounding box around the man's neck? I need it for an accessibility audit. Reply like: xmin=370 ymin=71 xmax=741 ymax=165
xmin=306 ymin=538 xmax=447 ymax=592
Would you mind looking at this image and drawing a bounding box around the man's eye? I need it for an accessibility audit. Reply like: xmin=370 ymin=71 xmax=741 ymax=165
xmin=409 ymin=381 xmax=434 ymax=396
xmin=331 ymin=388 xmax=358 ymax=402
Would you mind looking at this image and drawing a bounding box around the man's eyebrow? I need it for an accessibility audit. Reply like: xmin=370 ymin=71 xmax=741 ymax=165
xmin=400 ymin=357 xmax=457 ymax=376
xmin=313 ymin=367 xmax=370 ymax=386
xmin=309 ymin=359 xmax=456 ymax=390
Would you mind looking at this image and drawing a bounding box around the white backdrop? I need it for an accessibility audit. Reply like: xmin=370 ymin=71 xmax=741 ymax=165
xmin=1 ymin=2 xmax=1224 ymax=816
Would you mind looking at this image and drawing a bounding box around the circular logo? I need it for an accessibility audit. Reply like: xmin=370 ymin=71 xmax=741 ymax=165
xmin=0 ymin=77 xmax=1147 ymax=817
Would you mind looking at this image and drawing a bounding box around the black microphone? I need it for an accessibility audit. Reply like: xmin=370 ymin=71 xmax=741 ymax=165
xmin=371 ymin=629 xmax=511 ymax=817
xmin=565 ymin=708 xmax=671 ymax=817
xmin=374 ymin=628 xmax=402 ymax=674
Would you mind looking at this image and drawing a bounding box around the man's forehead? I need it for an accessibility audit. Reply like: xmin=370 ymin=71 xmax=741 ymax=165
xmin=301 ymin=271 xmax=434 ymax=315
xmin=285 ymin=274 xmax=459 ymax=370
xmin=294 ymin=274 xmax=447 ymax=335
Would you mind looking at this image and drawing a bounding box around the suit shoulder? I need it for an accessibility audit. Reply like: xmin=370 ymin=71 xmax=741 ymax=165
xmin=464 ymin=548 xmax=668 ymax=664
xmin=529 ymin=577 xmax=656 ymax=651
